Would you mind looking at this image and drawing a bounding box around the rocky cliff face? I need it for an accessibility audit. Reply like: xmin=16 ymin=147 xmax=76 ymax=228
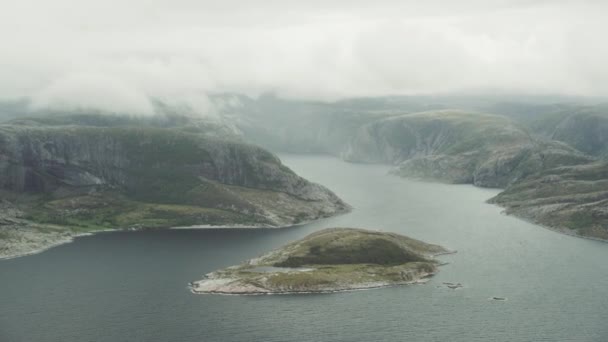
xmin=0 ymin=122 xmax=349 ymax=259
xmin=343 ymin=110 xmax=593 ymax=188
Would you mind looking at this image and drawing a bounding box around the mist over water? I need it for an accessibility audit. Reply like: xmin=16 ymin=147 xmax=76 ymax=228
xmin=1 ymin=155 xmax=607 ymax=342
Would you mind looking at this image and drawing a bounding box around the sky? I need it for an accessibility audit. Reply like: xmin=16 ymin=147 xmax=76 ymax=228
xmin=1 ymin=0 xmax=607 ymax=115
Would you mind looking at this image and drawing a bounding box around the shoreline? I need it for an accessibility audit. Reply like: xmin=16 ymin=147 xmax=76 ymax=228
xmin=189 ymin=274 xmax=434 ymax=296
xmin=4 ymin=183 xmax=604 ymax=264
xmin=0 ymin=210 xmax=351 ymax=261
xmin=394 ymin=173 xmax=608 ymax=244
xmin=496 ymin=209 xmax=608 ymax=244
xmin=0 ymin=229 xmax=117 ymax=261
xmin=0 ymin=235 xmax=77 ymax=261
xmin=171 ymin=207 xmax=352 ymax=231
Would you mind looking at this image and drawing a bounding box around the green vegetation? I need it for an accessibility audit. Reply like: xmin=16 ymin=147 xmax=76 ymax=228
xmin=23 ymin=192 xmax=257 ymax=232
xmin=261 ymin=228 xmax=446 ymax=264
xmin=192 ymin=228 xmax=448 ymax=294
xmin=567 ymin=212 xmax=596 ymax=230
xmin=274 ymin=237 xmax=426 ymax=267
xmin=0 ymin=120 xmax=347 ymax=250
xmin=1 ymin=126 xmax=265 ymax=229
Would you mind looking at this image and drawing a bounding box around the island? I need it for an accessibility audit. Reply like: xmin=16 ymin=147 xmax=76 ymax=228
xmin=190 ymin=228 xmax=451 ymax=295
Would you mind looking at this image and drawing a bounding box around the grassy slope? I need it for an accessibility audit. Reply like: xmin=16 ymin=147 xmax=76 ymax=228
xmin=23 ymin=192 xmax=258 ymax=233
xmin=265 ymin=227 xmax=446 ymax=266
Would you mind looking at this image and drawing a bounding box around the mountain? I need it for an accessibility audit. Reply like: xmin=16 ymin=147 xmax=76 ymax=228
xmin=490 ymin=162 xmax=608 ymax=240
xmin=217 ymin=96 xmax=606 ymax=236
xmin=220 ymin=97 xmax=596 ymax=187
xmin=5 ymin=96 xmax=605 ymax=245
xmin=344 ymin=110 xmax=593 ymax=187
xmin=218 ymin=94 xmax=605 ymax=156
xmin=0 ymin=117 xmax=349 ymax=259
xmin=220 ymin=94 xmax=398 ymax=155
xmin=527 ymin=105 xmax=608 ymax=158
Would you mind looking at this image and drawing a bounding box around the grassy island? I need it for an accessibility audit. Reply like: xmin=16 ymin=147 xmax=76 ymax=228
xmin=191 ymin=228 xmax=451 ymax=294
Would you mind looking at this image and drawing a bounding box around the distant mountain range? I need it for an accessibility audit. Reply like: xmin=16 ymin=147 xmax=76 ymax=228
xmin=1 ymin=94 xmax=607 ymax=242
xmin=216 ymin=95 xmax=608 ymax=240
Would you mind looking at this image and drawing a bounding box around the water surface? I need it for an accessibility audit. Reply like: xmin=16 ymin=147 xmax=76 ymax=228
xmin=1 ymin=154 xmax=607 ymax=342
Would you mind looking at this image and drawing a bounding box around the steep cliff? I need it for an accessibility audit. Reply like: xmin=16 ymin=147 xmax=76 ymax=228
xmin=0 ymin=123 xmax=349 ymax=258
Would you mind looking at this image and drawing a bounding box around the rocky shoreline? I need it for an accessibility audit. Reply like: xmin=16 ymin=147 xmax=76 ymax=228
xmin=0 ymin=230 xmax=77 ymax=260
xmin=190 ymin=270 xmax=436 ymax=295
xmin=0 ymin=221 xmax=116 ymax=261
xmin=0 ymin=208 xmax=351 ymax=260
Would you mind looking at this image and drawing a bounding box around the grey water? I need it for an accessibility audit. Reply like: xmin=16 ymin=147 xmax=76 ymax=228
xmin=1 ymin=154 xmax=608 ymax=342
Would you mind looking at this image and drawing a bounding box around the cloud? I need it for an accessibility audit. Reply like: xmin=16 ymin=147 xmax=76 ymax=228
xmin=30 ymin=73 xmax=155 ymax=116
xmin=0 ymin=0 xmax=607 ymax=115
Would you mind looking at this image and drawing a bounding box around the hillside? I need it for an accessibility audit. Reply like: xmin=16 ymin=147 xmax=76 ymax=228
xmin=0 ymin=121 xmax=349 ymax=259
xmin=490 ymin=162 xmax=608 ymax=240
xmin=344 ymin=110 xmax=592 ymax=187
xmin=527 ymin=105 xmax=608 ymax=158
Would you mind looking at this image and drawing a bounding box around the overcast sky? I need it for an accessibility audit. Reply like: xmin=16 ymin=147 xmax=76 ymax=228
xmin=1 ymin=0 xmax=607 ymax=115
